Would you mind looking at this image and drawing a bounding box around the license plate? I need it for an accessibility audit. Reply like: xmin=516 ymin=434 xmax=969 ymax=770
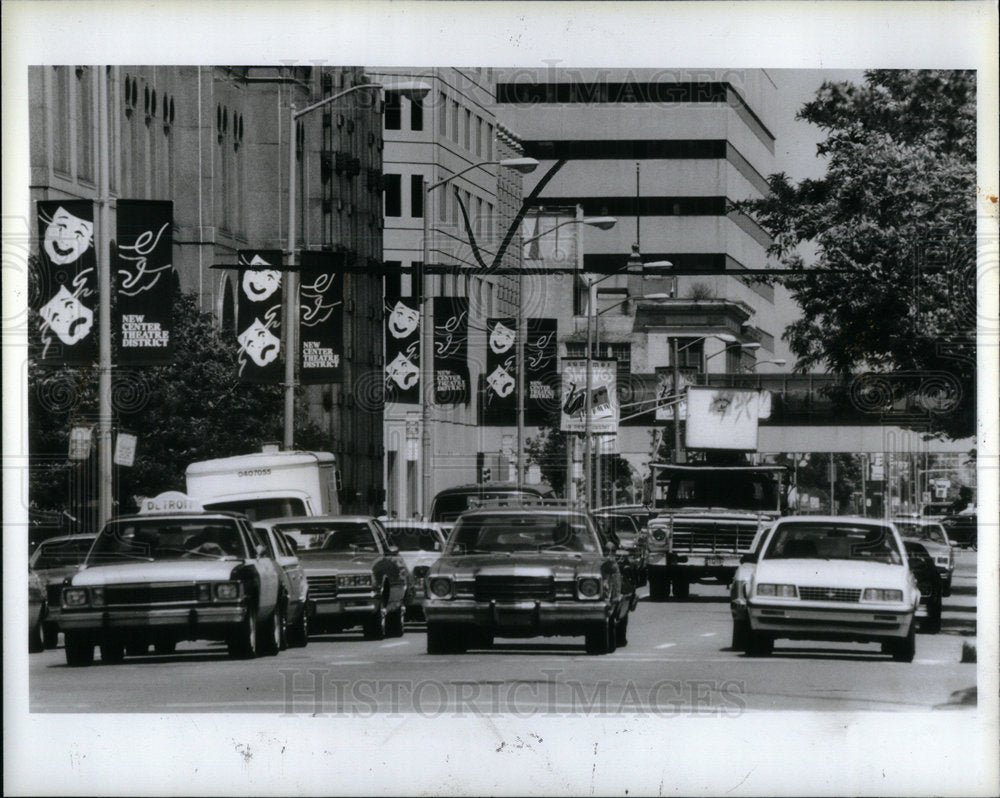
xmin=706 ymin=556 xmax=723 ymax=568
xmin=496 ymin=610 xmax=534 ymax=628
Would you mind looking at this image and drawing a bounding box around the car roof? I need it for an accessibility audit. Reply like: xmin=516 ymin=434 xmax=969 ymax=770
xmin=382 ymin=520 xmax=444 ymax=528
xmin=775 ymin=515 xmax=893 ymax=526
xmin=433 ymin=483 xmax=552 ymax=495
xmin=108 ymin=511 xmax=248 ymax=523
xmin=455 ymin=506 xmax=589 ymax=518
xmin=258 ymin=515 xmax=375 ymax=525
xmin=35 ymin=533 xmax=97 ymax=545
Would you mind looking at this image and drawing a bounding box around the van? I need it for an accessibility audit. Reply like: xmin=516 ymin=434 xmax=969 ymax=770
xmin=185 ymin=450 xmax=340 ymax=521
xmin=429 ymin=482 xmax=554 ymax=526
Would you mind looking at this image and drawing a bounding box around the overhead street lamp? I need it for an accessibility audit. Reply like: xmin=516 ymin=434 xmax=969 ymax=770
xmin=420 ymin=156 xmax=540 ymax=516
xmin=284 ymin=79 xmax=431 ymax=449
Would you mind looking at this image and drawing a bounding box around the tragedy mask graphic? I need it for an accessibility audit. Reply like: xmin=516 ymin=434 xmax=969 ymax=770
xmin=43 ymin=207 xmax=94 ymax=266
xmin=487 ymin=366 xmax=516 ymax=398
xmin=40 ymin=285 xmax=94 ymax=345
xmin=387 ymin=301 xmax=419 ymax=339
xmin=237 ymin=318 xmax=281 ymax=367
xmin=386 ymin=351 xmax=419 ymax=390
xmin=489 ymin=322 xmax=515 ymax=354
xmin=242 ymin=267 xmax=282 ymax=302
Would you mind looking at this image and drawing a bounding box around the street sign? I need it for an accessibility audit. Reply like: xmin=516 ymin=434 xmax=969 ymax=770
xmin=68 ymin=426 xmax=93 ymax=461
xmin=114 ymin=432 xmax=137 ymax=467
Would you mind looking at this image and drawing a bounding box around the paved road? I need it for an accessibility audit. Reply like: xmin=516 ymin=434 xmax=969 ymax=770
xmin=29 ymin=551 xmax=977 ymax=715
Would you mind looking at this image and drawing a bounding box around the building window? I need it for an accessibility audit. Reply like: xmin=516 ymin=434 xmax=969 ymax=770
xmin=451 ymin=100 xmax=459 ymax=143
xmin=602 ymin=343 xmax=632 ymax=387
xmin=463 ymin=109 xmax=471 ymax=150
xmin=410 ymin=95 xmax=423 ymax=131
xmin=384 ymin=91 xmax=401 ymax=130
xmin=52 ymin=66 xmax=71 ymax=173
xmin=670 ymin=338 xmax=704 ymax=369
xmin=76 ymin=67 xmax=94 ymax=182
xmin=384 ymin=263 xmax=401 ymax=299
xmin=384 ymin=173 xmax=402 ymax=217
xmin=406 ymin=262 xmax=421 ymax=298
xmin=410 ymin=174 xmax=424 ymax=218
xmin=486 ymin=123 xmax=494 ymax=161
xmin=438 ymin=92 xmax=447 ymax=136
xmin=475 ymin=116 xmax=483 ymax=157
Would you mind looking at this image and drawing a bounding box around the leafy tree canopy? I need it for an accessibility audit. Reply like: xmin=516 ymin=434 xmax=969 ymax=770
xmin=736 ymin=70 xmax=977 ymax=440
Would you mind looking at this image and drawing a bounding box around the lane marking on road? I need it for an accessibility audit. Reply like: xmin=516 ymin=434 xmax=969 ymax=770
xmin=655 ymin=643 xmax=677 ymax=649
xmin=327 ymin=660 xmax=375 ymax=666
xmin=700 ymin=632 xmax=717 ymax=637
xmin=380 ymin=641 xmax=411 ymax=648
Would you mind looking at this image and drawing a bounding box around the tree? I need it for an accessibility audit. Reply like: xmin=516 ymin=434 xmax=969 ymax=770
xmin=525 ymin=415 xmax=569 ymax=497
xmin=735 ymin=70 xmax=976 ymax=440
xmin=28 ymin=289 xmax=326 ymax=528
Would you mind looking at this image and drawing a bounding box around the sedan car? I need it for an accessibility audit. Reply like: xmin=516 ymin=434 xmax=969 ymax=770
xmin=423 ymin=506 xmax=634 ymax=655
xmin=254 ymin=521 xmax=311 ymax=647
xmin=282 ymin=516 xmax=410 ymax=640
xmin=59 ymin=491 xmax=283 ymax=665
xmin=892 ymin=518 xmax=955 ymax=595
xmin=381 ymin=520 xmax=447 ymax=621
xmin=736 ymin=516 xmax=920 ymax=661
xmin=729 ymin=523 xmax=773 ymax=649
xmin=903 ymin=540 xmax=943 ymax=634
xmin=592 ymin=511 xmax=648 ymax=588
xmin=29 ymin=533 xmax=97 ymax=648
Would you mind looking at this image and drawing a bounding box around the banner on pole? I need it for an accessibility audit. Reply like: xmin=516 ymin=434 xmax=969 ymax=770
xmin=35 ymin=200 xmax=97 ymax=365
xmin=433 ymin=297 xmax=470 ymax=405
xmin=236 ymin=250 xmax=284 ymax=383
xmin=524 ymin=318 xmax=559 ymax=425
xmin=115 ymin=200 xmax=177 ymax=364
xmin=299 ymin=270 xmax=343 ymax=384
xmin=384 ymin=294 xmax=421 ymax=404
xmin=483 ymin=317 xmax=517 ymax=422
xmin=560 ymin=358 xmax=618 ymax=434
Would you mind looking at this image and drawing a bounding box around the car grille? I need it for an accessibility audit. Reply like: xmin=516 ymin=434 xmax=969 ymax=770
xmin=105 ymin=583 xmax=198 ymax=605
xmin=798 ymin=586 xmax=862 ymax=603
xmin=307 ymin=575 xmax=339 ymax=600
xmin=670 ymin=522 xmax=757 ymax=553
xmin=474 ymin=575 xmax=554 ymax=602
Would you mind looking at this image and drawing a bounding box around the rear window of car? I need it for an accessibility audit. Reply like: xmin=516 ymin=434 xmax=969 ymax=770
xmin=449 ymin=513 xmax=599 ymax=554
xmin=202 ymin=498 xmax=307 ymax=522
xmin=89 ymin=518 xmax=248 ymax=562
xmin=431 ymin=488 xmax=550 ymax=522
xmin=385 ymin=526 xmax=442 ymax=551
xmin=763 ymin=522 xmax=902 ymax=564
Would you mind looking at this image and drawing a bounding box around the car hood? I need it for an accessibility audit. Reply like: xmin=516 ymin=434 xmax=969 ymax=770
xmin=35 ymin=565 xmax=84 ymax=585
xmin=72 ymin=559 xmax=244 ymax=585
xmin=903 ymin=537 xmax=950 ymax=558
xmin=299 ymin=551 xmax=379 ymax=574
xmin=432 ymin=552 xmax=606 ymax=577
xmin=754 ymin=558 xmax=909 ymax=589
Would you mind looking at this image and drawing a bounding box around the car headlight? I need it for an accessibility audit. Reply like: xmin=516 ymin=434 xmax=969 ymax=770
xmin=863 ymin=588 xmax=903 ymax=602
xmin=650 ymin=528 xmax=667 ymax=543
xmin=63 ymin=587 xmax=89 ymax=607
xmin=337 ymin=574 xmax=373 ymax=588
xmin=576 ymin=577 xmax=602 ymax=599
xmin=428 ymin=577 xmax=453 ymax=598
xmin=197 ymin=583 xmax=212 ymax=602
xmin=412 ymin=566 xmax=430 ymax=580
xmin=934 ymin=556 xmax=950 ymax=566
xmin=90 ymin=587 xmax=105 ymax=607
xmin=214 ymin=581 xmax=241 ymax=600
xmin=756 ymin=583 xmax=797 ymax=598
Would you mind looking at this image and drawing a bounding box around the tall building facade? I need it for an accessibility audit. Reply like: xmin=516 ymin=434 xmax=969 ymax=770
xmin=370 ymin=68 xmax=525 ymax=518
xmin=27 ymin=65 xmax=385 ymax=517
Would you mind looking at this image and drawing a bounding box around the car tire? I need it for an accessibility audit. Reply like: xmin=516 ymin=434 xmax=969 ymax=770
xmin=228 ymin=605 xmax=258 ymax=659
xmin=890 ymin=625 xmax=916 ymax=662
xmin=671 ymin=576 xmax=690 ymax=600
xmin=731 ymin=618 xmax=751 ymax=651
xmin=286 ymin=601 xmax=309 ymax=648
xmin=427 ymin=622 xmax=461 ymax=654
xmin=585 ymin=619 xmax=613 ymax=655
xmin=921 ymin=598 xmax=942 ymax=635
xmin=941 ymin=576 xmax=952 ymax=598
xmin=648 ymin=572 xmax=670 ymax=602
xmin=29 ymin=608 xmax=45 ymax=653
xmin=746 ymin=630 xmax=773 ymax=657
xmin=385 ymin=606 xmax=405 ymax=639
xmin=262 ymin=604 xmax=284 ymax=656
xmin=43 ymin=621 xmax=60 ymax=650
xmin=100 ymin=640 xmax=126 ymax=664
xmin=615 ymin=613 xmax=629 ymax=648
xmin=65 ymin=633 xmax=94 ymax=667
xmin=363 ymin=601 xmax=388 ymax=641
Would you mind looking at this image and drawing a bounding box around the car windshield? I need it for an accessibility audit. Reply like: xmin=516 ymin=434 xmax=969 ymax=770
xmin=202 ymin=498 xmax=307 ymax=522
xmin=30 ymin=537 xmax=94 ymax=569
xmin=594 ymin=515 xmax=640 ymax=543
xmin=89 ymin=519 xmax=247 ymax=562
xmin=663 ymin=472 xmax=779 ymax=512
xmin=319 ymin=524 xmax=380 ymax=553
xmin=895 ymin=521 xmax=947 ymax=544
xmin=763 ymin=522 xmax=903 ymax=564
xmin=385 ymin=526 xmax=441 ymax=552
xmin=448 ymin=513 xmax=600 ymax=554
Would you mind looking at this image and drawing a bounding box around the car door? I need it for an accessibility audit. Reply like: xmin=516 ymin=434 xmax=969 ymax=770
xmin=244 ymin=523 xmax=280 ymax=616
xmin=273 ymin=528 xmax=307 ymax=611
xmin=371 ymin=519 xmax=409 ymax=608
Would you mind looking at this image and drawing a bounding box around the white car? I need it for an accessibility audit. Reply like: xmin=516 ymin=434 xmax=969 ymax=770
xmin=735 ymin=516 xmax=921 ymax=661
xmin=381 ymin=520 xmax=447 ymax=620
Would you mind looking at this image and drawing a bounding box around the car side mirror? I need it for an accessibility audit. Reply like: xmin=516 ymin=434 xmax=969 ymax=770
xmin=740 ymin=552 xmax=758 ymax=564
xmin=388 ymin=545 xmax=400 ymax=555
xmin=255 ymin=544 xmax=268 ymax=558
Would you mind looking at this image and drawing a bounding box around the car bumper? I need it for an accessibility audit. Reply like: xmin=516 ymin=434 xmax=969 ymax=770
xmin=649 ymin=553 xmax=741 ymax=570
xmin=424 ymin=599 xmax=611 ymax=634
xmin=308 ymin=595 xmax=379 ymax=624
xmin=60 ymin=604 xmax=247 ymax=632
xmin=748 ymin=600 xmax=915 ymax=641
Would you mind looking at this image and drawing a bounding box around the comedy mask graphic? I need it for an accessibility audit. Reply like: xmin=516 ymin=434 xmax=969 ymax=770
xmin=238 ymin=318 xmax=281 ymax=368
xmin=387 ymin=301 xmax=419 ymax=339
xmin=489 ymin=322 xmax=515 ymax=354
xmin=242 ymin=264 xmax=282 ymax=302
xmin=386 ymin=351 xmax=420 ymax=390
xmin=39 ymin=285 xmax=94 ymax=347
xmin=43 ymin=206 xmax=94 ymax=266
xmin=487 ymin=365 xmax=516 ymax=398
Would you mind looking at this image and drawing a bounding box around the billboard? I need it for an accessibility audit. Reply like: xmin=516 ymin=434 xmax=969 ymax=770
xmin=685 ymin=387 xmax=771 ymax=450
xmin=560 ymin=358 xmax=618 ymax=434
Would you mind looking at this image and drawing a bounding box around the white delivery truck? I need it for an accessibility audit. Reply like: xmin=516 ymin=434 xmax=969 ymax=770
xmin=185 ymin=450 xmax=340 ymax=521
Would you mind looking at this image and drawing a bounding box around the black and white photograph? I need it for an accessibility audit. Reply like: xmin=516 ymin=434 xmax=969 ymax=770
xmin=3 ymin=1 xmax=998 ymax=795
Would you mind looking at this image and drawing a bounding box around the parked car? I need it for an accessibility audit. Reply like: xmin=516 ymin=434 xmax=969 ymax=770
xmin=735 ymin=516 xmax=920 ymax=661
xmin=254 ymin=521 xmax=311 ymax=647
xmin=59 ymin=492 xmax=283 ymax=666
xmin=592 ymin=511 xmax=648 ymax=588
xmin=423 ymin=506 xmax=634 ymax=655
xmin=381 ymin=520 xmax=448 ymax=621
xmin=593 ymin=504 xmax=657 ymax=532
xmin=29 ymin=569 xmax=46 ymax=653
xmin=729 ymin=523 xmax=774 ymax=649
xmin=903 ymin=540 xmax=943 ymax=634
xmin=288 ymin=516 xmax=410 ymax=639
xmin=942 ymin=514 xmax=977 ymax=550
xmin=892 ymin=518 xmax=955 ymax=596
xmin=29 ymin=533 xmax=97 ymax=648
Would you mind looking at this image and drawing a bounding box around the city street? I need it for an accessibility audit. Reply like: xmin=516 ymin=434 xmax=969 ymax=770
xmin=29 ymin=551 xmax=977 ymax=715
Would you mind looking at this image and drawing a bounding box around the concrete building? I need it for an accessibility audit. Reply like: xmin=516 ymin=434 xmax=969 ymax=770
xmin=28 ymin=65 xmax=385 ymax=518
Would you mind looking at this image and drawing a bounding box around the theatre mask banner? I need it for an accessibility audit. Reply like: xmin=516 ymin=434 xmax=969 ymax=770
xmin=385 ymin=294 xmax=421 ymax=404
xmin=484 ymin=317 xmax=517 ymax=422
xmin=433 ymin=297 xmax=470 ymax=405
xmin=115 ymin=200 xmax=177 ymax=364
xmin=236 ymin=250 xmax=284 ymax=383
xmin=524 ymin=318 xmax=559 ymax=425
xmin=35 ymin=200 xmax=97 ymax=365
